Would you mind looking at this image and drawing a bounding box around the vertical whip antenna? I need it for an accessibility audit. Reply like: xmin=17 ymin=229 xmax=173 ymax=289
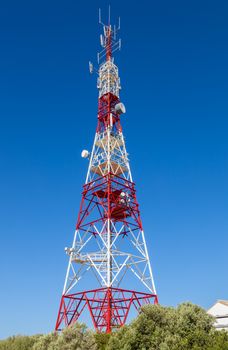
xmin=108 ymin=5 xmax=111 ymax=25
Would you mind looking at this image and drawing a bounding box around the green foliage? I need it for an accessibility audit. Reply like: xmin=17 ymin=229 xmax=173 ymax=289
xmin=207 ymin=330 xmax=228 ymax=350
xmin=32 ymin=323 xmax=97 ymax=350
xmin=0 ymin=303 xmax=228 ymax=350
xmin=106 ymin=303 xmax=228 ymax=350
xmin=0 ymin=335 xmax=40 ymax=350
xmin=94 ymin=333 xmax=110 ymax=350
xmin=0 ymin=324 xmax=96 ymax=350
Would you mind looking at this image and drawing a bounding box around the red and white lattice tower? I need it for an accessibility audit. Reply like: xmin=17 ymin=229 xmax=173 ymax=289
xmin=55 ymin=11 xmax=158 ymax=333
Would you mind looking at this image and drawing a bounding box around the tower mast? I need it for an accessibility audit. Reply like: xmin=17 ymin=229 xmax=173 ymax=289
xmin=55 ymin=10 xmax=158 ymax=333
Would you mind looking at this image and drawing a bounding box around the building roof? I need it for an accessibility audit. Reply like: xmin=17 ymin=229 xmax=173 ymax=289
xmin=208 ymin=300 xmax=228 ymax=317
xmin=218 ymin=300 xmax=228 ymax=307
xmin=207 ymin=300 xmax=228 ymax=330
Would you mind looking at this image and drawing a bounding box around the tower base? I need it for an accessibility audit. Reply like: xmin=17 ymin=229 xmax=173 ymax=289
xmin=55 ymin=287 xmax=158 ymax=333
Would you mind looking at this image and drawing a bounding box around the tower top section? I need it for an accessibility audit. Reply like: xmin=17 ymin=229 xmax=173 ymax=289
xmin=96 ymin=8 xmax=122 ymax=99
xmin=98 ymin=7 xmax=121 ymax=64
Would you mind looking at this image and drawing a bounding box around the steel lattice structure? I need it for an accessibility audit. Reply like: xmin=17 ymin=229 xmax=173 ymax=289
xmin=55 ymin=11 xmax=158 ymax=333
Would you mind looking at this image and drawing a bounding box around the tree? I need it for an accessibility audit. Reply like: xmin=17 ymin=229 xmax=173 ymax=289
xmin=106 ymin=303 xmax=228 ymax=350
xmin=0 ymin=323 xmax=97 ymax=350
xmin=0 ymin=335 xmax=39 ymax=350
xmin=1 ymin=303 xmax=228 ymax=350
xmin=94 ymin=333 xmax=110 ymax=350
xmin=32 ymin=323 xmax=97 ymax=350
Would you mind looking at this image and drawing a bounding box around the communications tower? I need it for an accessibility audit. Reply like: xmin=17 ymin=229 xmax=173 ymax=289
xmin=55 ymin=11 xmax=158 ymax=333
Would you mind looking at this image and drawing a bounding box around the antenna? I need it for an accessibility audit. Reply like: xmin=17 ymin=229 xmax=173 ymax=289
xmin=100 ymin=34 xmax=105 ymax=47
xmin=81 ymin=150 xmax=90 ymax=159
xmin=97 ymin=8 xmax=122 ymax=64
xmin=89 ymin=61 xmax=94 ymax=74
xmin=99 ymin=8 xmax=105 ymax=27
xmin=108 ymin=5 xmax=111 ymax=25
xmin=114 ymin=25 xmax=116 ymax=40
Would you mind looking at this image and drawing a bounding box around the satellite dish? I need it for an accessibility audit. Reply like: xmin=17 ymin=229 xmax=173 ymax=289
xmin=89 ymin=61 xmax=93 ymax=74
xmin=81 ymin=150 xmax=90 ymax=159
xmin=115 ymin=102 xmax=126 ymax=115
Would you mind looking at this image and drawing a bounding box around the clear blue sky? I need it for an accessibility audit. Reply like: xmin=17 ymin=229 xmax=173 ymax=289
xmin=0 ymin=0 xmax=227 ymax=338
